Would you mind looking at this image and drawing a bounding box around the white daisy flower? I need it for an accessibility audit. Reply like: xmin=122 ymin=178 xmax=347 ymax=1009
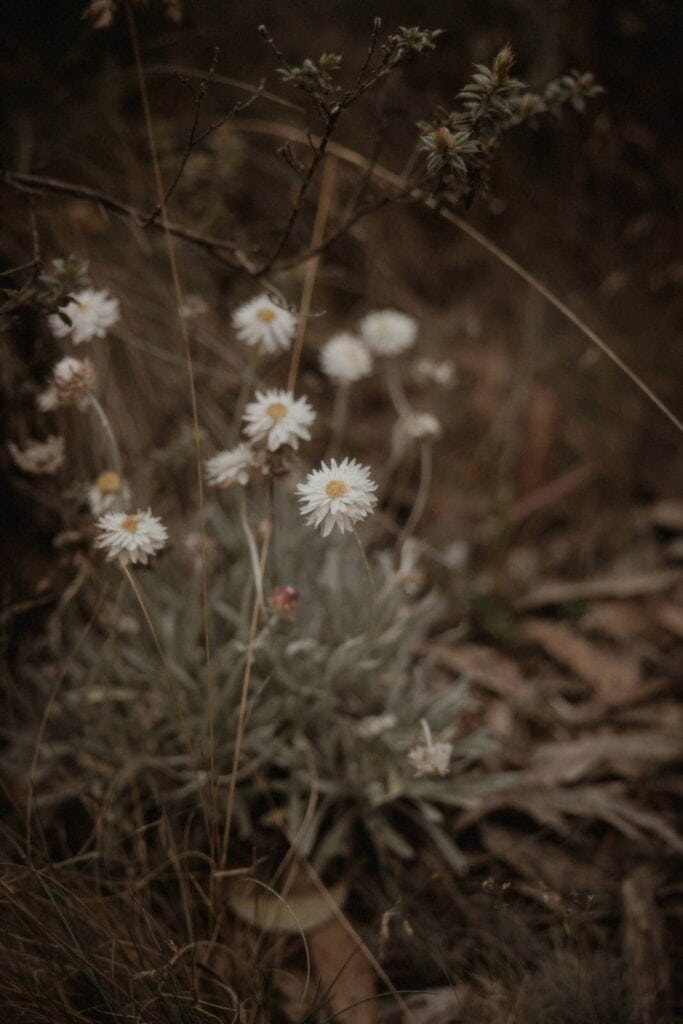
xmin=407 ymin=719 xmax=452 ymax=777
xmin=95 ymin=509 xmax=168 ymax=566
xmin=412 ymin=358 xmax=456 ymax=388
xmin=320 ymin=332 xmax=373 ymax=384
xmin=8 ymin=435 xmax=65 ymax=475
xmin=232 ymin=293 xmax=297 ymax=355
xmin=87 ymin=471 xmax=130 ymax=515
xmin=398 ymin=411 xmax=442 ymax=442
xmin=48 ymin=288 xmax=120 ymax=344
xmin=359 ymin=309 xmax=418 ymax=356
xmin=296 ymin=457 xmax=378 ymax=537
xmin=205 ymin=443 xmax=256 ymax=487
xmin=51 ymin=356 xmax=96 ymax=408
xmin=243 ymin=389 xmax=315 ymax=452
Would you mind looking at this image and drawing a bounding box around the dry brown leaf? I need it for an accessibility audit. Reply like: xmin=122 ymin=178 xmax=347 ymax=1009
xmin=459 ymin=782 xmax=683 ymax=852
xmin=427 ymin=643 xmax=534 ymax=704
xmin=528 ymin=730 xmax=683 ymax=784
xmin=310 ymin=918 xmax=377 ymax=1024
xmin=516 ymin=569 xmax=682 ymax=611
xmin=580 ymin=600 xmax=650 ymax=642
xmin=523 ymin=619 xmax=642 ymax=703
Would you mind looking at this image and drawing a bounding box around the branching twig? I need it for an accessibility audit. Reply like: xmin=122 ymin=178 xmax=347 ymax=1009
xmin=143 ymin=49 xmax=263 ymax=227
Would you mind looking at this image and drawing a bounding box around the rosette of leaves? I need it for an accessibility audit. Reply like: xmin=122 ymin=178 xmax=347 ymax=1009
xmin=12 ymin=498 xmax=508 ymax=877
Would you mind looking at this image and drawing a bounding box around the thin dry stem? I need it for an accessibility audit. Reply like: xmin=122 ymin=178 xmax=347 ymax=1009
xmin=397 ymin=441 xmax=433 ymax=553
xmin=287 ymin=155 xmax=337 ymax=392
xmin=125 ymin=0 xmax=219 ymax=860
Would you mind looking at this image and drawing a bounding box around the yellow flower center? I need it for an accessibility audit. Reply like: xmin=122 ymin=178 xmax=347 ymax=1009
xmin=121 ymin=515 xmax=139 ymax=534
xmin=256 ymin=307 xmax=276 ymax=323
xmin=97 ymin=471 xmax=121 ymax=494
xmin=266 ymin=401 xmax=288 ymax=421
xmin=325 ymin=479 xmax=347 ymax=499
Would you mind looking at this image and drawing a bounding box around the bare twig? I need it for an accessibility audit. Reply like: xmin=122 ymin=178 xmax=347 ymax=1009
xmin=144 ymin=49 xmax=263 ymax=227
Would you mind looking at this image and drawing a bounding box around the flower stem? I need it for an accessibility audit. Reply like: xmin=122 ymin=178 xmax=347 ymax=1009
xmin=385 ymin=361 xmax=412 ymax=417
xmin=238 ymin=486 xmax=265 ymax=613
xmin=327 ymin=381 xmax=350 ymax=457
xmin=89 ymin=395 xmax=123 ymax=477
xmin=397 ymin=440 xmax=433 ymax=556
xmin=352 ymin=526 xmax=376 ymax=609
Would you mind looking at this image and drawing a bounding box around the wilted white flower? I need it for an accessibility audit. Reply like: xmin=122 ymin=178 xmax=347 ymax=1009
xmin=412 ymin=358 xmax=456 ymax=388
xmin=357 ymin=712 xmax=398 ymax=740
xmin=320 ymin=332 xmax=373 ymax=383
xmin=296 ymin=457 xmax=378 ymax=537
xmin=205 ymin=443 xmax=256 ymax=487
xmin=36 ymin=385 xmax=59 ymax=412
xmin=243 ymin=389 xmax=315 ymax=452
xmin=48 ymin=288 xmax=120 ymax=344
xmin=8 ymin=435 xmax=65 ymax=475
xmin=232 ymin=293 xmax=297 ymax=355
xmin=87 ymin=471 xmax=130 ymax=515
xmin=179 ymin=294 xmax=209 ymax=319
xmin=52 ymin=356 xmax=96 ymax=408
xmin=407 ymin=719 xmax=452 ymax=777
xmin=95 ymin=509 xmax=168 ymax=566
xmin=359 ymin=309 xmax=418 ymax=356
xmin=398 ymin=411 xmax=442 ymax=442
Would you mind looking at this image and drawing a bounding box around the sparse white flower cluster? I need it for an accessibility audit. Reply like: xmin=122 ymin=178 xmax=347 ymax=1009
xmin=95 ymin=509 xmax=168 ymax=566
xmin=320 ymin=332 xmax=373 ymax=383
xmin=407 ymin=720 xmax=453 ymax=777
xmin=48 ymin=288 xmax=120 ymax=345
xmin=297 ymin=457 xmax=378 ymax=537
xmin=30 ymin=264 xmax=173 ymax=572
xmin=8 ymin=436 xmax=65 ymax=475
xmin=232 ymin=293 xmax=297 ymax=355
